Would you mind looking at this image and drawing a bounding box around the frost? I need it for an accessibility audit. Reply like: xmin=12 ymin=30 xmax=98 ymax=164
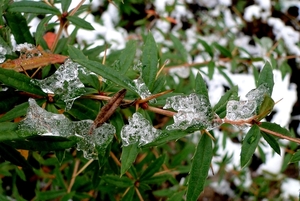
xmin=0 ymin=46 xmax=7 ymax=63
xmin=121 ymin=112 xmax=161 ymax=146
xmin=15 ymin=43 xmax=42 ymax=58
xmin=163 ymin=93 xmax=220 ymax=130
xmin=18 ymin=98 xmax=115 ymax=159
xmin=32 ymin=59 xmax=86 ymax=110
xmin=225 ymin=84 xmax=270 ymax=129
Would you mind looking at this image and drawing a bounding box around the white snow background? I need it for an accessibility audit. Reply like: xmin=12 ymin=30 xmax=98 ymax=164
xmin=25 ymin=0 xmax=300 ymax=199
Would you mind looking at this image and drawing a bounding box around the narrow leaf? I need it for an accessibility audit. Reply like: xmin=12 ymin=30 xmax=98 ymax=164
xmin=194 ymin=72 xmax=208 ymax=99
xmin=0 ymin=68 xmax=46 ymax=96
xmin=140 ymin=155 xmax=165 ymax=181
xmin=0 ymin=142 xmax=31 ymax=168
xmin=36 ymin=190 xmax=66 ymax=200
xmin=257 ymin=62 xmax=274 ymax=95
xmin=142 ymin=32 xmax=158 ymax=91
xmin=290 ymin=150 xmax=300 ymax=163
xmin=240 ymin=124 xmax=261 ymax=168
xmin=7 ymin=1 xmax=60 ymax=15
xmin=187 ymin=134 xmax=213 ymax=201
xmin=122 ymin=187 xmax=135 ymax=201
xmin=141 ymin=174 xmax=172 ymax=184
xmin=261 ymin=132 xmax=281 ymax=155
xmin=101 ymin=175 xmax=134 ymax=188
xmin=118 ymin=40 xmax=137 ymax=74
xmin=198 ymin=39 xmax=213 ymax=57
xmin=35 ymin=15 xmax=54 ymax=49
xmin=213 ymin=42 xmax=232 ymax=58
xmin=67 ymin=16 xmax=94 ymax=30
xmin=260 ymin=122 xmax=291 ymax=137
xmin=0 ymin=122 xmax=19 ymax=141
xmin=120 ymin=142 xmax=139 ymax=176
xmin=69 ymin=48 xmax=136 ymax=93
xmin=170 ymin=33 xmax=188 ymax=62
xmin=4 ymin=12 xmax=35 ymax=44
xmin=256 ymin=95 xmax=275 ymax=121
xmin=213 ymin=85 xmax=238 ymax=118
xmin=61 ymin=0 xmax=72 ymax=12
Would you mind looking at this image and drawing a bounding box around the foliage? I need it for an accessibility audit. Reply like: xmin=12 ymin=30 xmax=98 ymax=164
xmin=0 ymin=0 xmax=299 ymax=200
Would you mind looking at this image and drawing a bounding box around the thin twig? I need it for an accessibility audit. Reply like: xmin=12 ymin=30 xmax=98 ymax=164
xmin=259 ymin=127 xmax=300 ymax=144
xmin=67 ymin=159 xmax=80 ymax=193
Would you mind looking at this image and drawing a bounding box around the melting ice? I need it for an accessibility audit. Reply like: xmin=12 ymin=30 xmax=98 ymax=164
xmin=0 ymin=45 xmax=7 ymax=63
xmin=121 ymin=112 xmax=161 ymax=146
xmin=163 ymin=93 xmax=219 ymax=130
xmin=32 ymin=59 xmax=86 ymax=110
xmin=18 ymin=98 xmax=115 ymax=159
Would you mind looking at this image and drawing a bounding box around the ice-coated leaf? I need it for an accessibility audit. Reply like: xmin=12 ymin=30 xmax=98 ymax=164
xmin=18 ymin=98 xmax=115 ymax=159
xmin=163 ymin=93 xmax=219 ymax=130
xmin=69 ymin=46 xmax=137 ymax=93
xmin=0 ymin=45 xmax=8 ymax=63
xmin=7 ymin=1 xmax=60 ymax=15
xmin=133 ymin=76 xmax=155 ymax=102
xmin=120 ymin=142 xmax=139 ymax=176
xmin=246 ymin=83 xmax=270 ymax=106
xmin=32 ymin=59 xmax=86 ymax=110
xmin=142 ymin=32 xmax=158 ymax=91
xmin=0 ymin=68 xmax=46 ymax=96
xmin=240 ymin=124 xmax=261 ymax=168
xmin=187 ymin=134 xmax=213 ymax=201
xmin=226 ymin=100 xmax=256 ymax=120
xmin=121 ymin=112 xmax=161 ymax=146
xmin=257 ymin=62 xmax=274 ymax=95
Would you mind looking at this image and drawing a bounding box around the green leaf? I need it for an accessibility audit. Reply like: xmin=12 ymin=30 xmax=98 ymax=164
xmin=121 ymin=187 xmax=135 ymax=201
xmin=0 ymin=122 xmax=19 ymax=141
xmin=5 ymin=136 xmax=77 ymax=151
xmin=261 ymin=132 xmax=281 ymax=155
xmin=36 ymin=190 xmax=66 ymax=200
xmin=4 ymin=12 xmax=35 ymax=44
xmin=35 ymin=15 xmax=55 ymax=49
xmin=0 ymin=142 xmax=31 ymax=169
xmin=61 ymin=0 xmax=72 ymax=12
xmin=66 ymin=16 xmax=94 ymax=30
xmin=171 ymin=144 xmax=195 ymax=168
xmin=207 ymin=60 xmax=215 ymax=80
xmin=66 ymin=98 xmax=99 ymax=120
xmin=120 ymin=142 xmax=139 ymax=176
xmin=213 ymin=42 xmax=232 ymax=58
xmin=256 ymin=95 xmax=275 ymax=121
xmin=167 ymin=191 xmax=186 ymax=201
xmin=213 ymin=85 xmax=238 ymax=118
xmin=141 ymin=174 xmax=172 ymax=184
xmin=194 ymin=72 xmax=208 ymax=99
xmin=0 ymin=68 xmax=46 ymax=96
xmin=0 ymin=99 xmax=45 ymax=123
xmin=170 ymin=33 xmax=188 ymax=62
xmin=257 ymin=62 xmax=274 ymax=95
xmin=140 ymin=155 xmax=165 ymax=181
xmin=290 ymin=150 xmax=300 ymax=163
xmin=7 ymin=1 xmax=60 ymax=15
xmin=240 ymin=124 xmax=261 ymax=168
xmin=118 ymin=40 xmax=137 ymax=74
xmin=101 ymin=175 xmax=134 ymax=188
xmin=279 ymin=60 xmax=292 ymax=80
xmin=69 ymin=46 xmax=136 ymax=92
xmin=198 ymin=39 xmax=213 ymax=57
xmin=187 ymin=134 xmax=213 ymax=201
xmin=55 ymin=150 xmax=65 ymax=165
xmin=260 ymin=122 xmax=291 ymax=137
xmin=142 ymin=32 xmax=159 ymax=91
xmin=151 ymin=74 xmax=166 ymax=94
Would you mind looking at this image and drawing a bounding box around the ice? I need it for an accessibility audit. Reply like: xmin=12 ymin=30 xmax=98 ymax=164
xmin=245 ymin=83 xmax=269 ymax=105
xmin=121 ymin=112 xmax=161 ymax=146
xmin=133 ymin=76 xmax=156 ymax=103
xmin=163 ymin=93 xmax=220 ymax=130
xmin=32 ymin=59 xmax=86 ymax=110
xmin=18 ymin=98 xmax=115 ymax=159
xmin=0 ymin=45 xmax=7 ymax=63
xmin=225 ymin=84 xmax=269 ymax=129
xmin=15 ymin=43 xmax=42 ymax=58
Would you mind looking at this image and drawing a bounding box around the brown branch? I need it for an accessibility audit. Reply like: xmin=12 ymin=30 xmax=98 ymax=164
xmin=259 ymin=127 xmax=300 ymax=144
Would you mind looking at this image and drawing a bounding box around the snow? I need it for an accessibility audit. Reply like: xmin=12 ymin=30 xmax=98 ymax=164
xmin=244 ymin=5 xmax=261 ymax=22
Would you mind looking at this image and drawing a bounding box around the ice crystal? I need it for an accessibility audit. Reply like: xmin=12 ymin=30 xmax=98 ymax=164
xmin=133 ymin=76 xmax=156 ymax=103
xmin=163 ymin=93 xmax=219 ymax=130
xmin=18 ymin=99 xmax=115 ymax=159
xmin=15 ymin=43 xmax=42 ymax=58
xmin=121 ymin=112 xmax=161 ymax=146
xmin=245 ymin=83 xmax=269 ymax=106
xmin=32 ymin=59 xmax=86 ymax=110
